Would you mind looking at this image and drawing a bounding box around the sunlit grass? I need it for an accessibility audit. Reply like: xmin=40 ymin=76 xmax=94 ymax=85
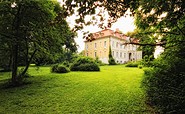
xmin=0 ymin=65 xmax=151 ymax=113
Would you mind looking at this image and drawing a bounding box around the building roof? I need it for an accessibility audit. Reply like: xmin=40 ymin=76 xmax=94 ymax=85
xmin=85 ymin=29 xmax=139 ymax=43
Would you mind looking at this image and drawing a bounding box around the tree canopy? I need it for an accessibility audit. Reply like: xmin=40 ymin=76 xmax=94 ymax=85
xmin=0 ymin=0 xmax=77 ymax=85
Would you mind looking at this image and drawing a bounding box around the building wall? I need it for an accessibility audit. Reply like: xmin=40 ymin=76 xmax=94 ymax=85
xmin=84 ymin=31 xmax=142 ymax=64
xmin=110 ymin=37 xmax=142 ymax=64
xmin=84 ymin=37 xmax=110 ymax=63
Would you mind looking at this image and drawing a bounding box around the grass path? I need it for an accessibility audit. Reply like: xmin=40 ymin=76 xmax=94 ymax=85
xmin=0 ymin=65 xmax=151 ymax=113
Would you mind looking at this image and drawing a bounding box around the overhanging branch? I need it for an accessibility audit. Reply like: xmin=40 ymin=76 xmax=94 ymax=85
xmin=123 ymin=42 xmax=166 ymax=46
xmin=0 ymin=32 xmax=15 ymax=39
xmin=138 ymin=31 xmax=180 ymax=36
xmin=176 ymin=25 xmax=185 ymax=37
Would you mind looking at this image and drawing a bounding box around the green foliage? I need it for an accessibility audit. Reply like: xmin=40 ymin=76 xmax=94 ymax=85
xmin=95 ymin=57 xmax=105 ymax=66
xmin=0 ymin=46 xmax=11 ymax=72
xmin=108 ymin=58 xmax=116 ymax=65
xmin=72 ymin=63 xmax=100 ymax=71
xmin=141 ymin=55 xmax=154 ymax=67
xmin=51 ymin=64 xmax=58 ymax=73
xmin=62 ymin=61 xmax=71 ymax=68
xmin=142 ymin=42 xmax=185 ymax=113
xmin=125 ymin=62 xmax=139 ymax=67
xmin=138 ymin=65 xmax=143 ymax=69
xmin=51 ymin=64 xmax=70 ymax=73
xmin=0 ymin=0 xmax=76 ymax=84
xmin=108 ymin=47 xmax=116 ymax=65
xmin=70 ymin=57 xmax=100 ymax=71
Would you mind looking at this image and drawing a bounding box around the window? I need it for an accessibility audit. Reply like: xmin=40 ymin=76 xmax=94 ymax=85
xmin=124 ymin=53 xmax=126 ymax=58
xmin=104 ymin=41 xmax=106 ymax=48
xmin=112 ymin=51 xmax=114 ymax=56
xmin=95 ymin=52 xmax=97 ymax=57
xmin=116 ymin=52 xmax=118 ymax=57
xmin=120 ymin=52 xmax=122 ymax=58
xmin=112 ymin=41 xmax=114 ymax=47
xmin=116 ymin=42 xmax=119 ymax=48
xmin=104 ymin=51 xmax=106 ymax=57
xmin=124 ymin=45 xmax=126 ymax=49
xmin=95 ymin=43 xmax=97 ymax=49
xmin=86 ymin=53 xmax=88 ymax=56
xmin=86 ymin=44 xmax=88 ymax=50
xmin=130 ymin=45 xmax=132 ymax=50
xmin=100 ymin=42 xmax=101 ymax=47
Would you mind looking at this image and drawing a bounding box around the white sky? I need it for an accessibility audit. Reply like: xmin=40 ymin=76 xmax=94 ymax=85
xmin=57 ymin=0 xmax=136 ymax=52
xmin=67 ymin=14 xmax=136 ymax=52
xmin=75 ymin=17 xmax=135 ymax=52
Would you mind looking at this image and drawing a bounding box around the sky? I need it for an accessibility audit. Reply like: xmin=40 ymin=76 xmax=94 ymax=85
xmin=57 ymin=0 xmax=163 ymax=58
xmin=57 ymin=0 xmax=136 ymax=52
xmin=70 ymin=16 xmax=136 ymax=52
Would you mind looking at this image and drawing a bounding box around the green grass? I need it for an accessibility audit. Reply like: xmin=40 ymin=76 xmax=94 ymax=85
xmin=0 ymin=65 xmax=151 ymax=114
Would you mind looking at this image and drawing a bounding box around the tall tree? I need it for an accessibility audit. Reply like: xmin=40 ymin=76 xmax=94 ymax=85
xmin=0 ymin=0 xmax=76 ymax=85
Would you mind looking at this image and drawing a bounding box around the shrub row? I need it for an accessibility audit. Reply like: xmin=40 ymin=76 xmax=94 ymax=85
xmin=70 ymin=57 xmax=100 ymax=71
xmin=125 ymin=62 xmax=138 ymax=67
xmin=51 ymin=57 xmax=100 ymax=73
xmin=71 ymin=63 xmax=100 ymax=71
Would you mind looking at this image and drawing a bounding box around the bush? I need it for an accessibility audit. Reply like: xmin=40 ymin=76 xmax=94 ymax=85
xmin=73 ymin=63 xmax=100 ymax=71
xmin=70 ymin=57 xmax=100 ymax=71
xmin=51 ymin=64 xmax=58 ymax=72
xmin=62 ymin=61 xmax=71 ymax=67
xmin=142 ymin=46 xmax=185 ymax=113
xmin=141 ymin=55 xmax=154 ymax=67
xmin=95 ymin=57 xmax=105 ymax=66
xmin=125 ymin=62 xmax=139 ymax=67
xmin=108 ymin=47 xmax=116 ymax=65
xmin=51 ymin=64 xmax=70 ymax=73
xmin=138 ymin=65 xmax=143 ymax=69
xmin=108 ymin=58 xmax=116 ymax=65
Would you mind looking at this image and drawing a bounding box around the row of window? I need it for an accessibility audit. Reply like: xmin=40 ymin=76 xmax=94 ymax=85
xmin=112 ymin=41 xmax=137 ymax=50
xmin=86 ymin=41 xmax=137 ymax=50
xmin=86 ymin=51 xmax=107 ymax=58
xmin=112 ymin=41 xmax=120 ymax=48
xmin=112 ymin=51 xmax=127 ymax=58
xmin=86 ymin=51 xmax=141 ymax=60
xmin=86 ymin=41 xmax=107 ymax=50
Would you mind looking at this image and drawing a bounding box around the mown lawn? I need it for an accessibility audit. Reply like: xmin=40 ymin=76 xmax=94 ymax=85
xmin=0 ymin=65 xmax=151 ymax=114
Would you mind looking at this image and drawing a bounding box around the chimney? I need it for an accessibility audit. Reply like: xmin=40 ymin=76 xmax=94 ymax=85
xmin=115 ymin=28 xmax=120 ymax=33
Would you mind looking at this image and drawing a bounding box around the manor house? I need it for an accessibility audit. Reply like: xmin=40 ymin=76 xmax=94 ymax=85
xmin=84 ymin=29 xmax=142 ymax=64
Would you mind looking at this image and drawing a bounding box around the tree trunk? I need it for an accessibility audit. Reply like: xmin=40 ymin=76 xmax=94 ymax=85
xmin=21 ymin=49 xmax=37 ymax=76
xmin=11 ymin=3 xmax=22 ymax=85
xmin=11 ymin=43 xmax=18 ymax=84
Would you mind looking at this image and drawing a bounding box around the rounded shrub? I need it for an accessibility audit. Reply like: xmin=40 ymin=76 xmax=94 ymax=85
xmin=138 ymin=65 xmax=143 ymax=69
xmin=108 ymin=58 xmax=116 ymax=65
xmin=51 ymin=64 xmax=70 ymax=73
xmin=51 ymin=64 xmax=58 ymax=73
xmin=70 ymin=57 xmax=100 ymax=71
xmin=125 ymin=62 xmax=138 ymax=67
xmin=95 ymin=57 xmax=105 ymax=66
